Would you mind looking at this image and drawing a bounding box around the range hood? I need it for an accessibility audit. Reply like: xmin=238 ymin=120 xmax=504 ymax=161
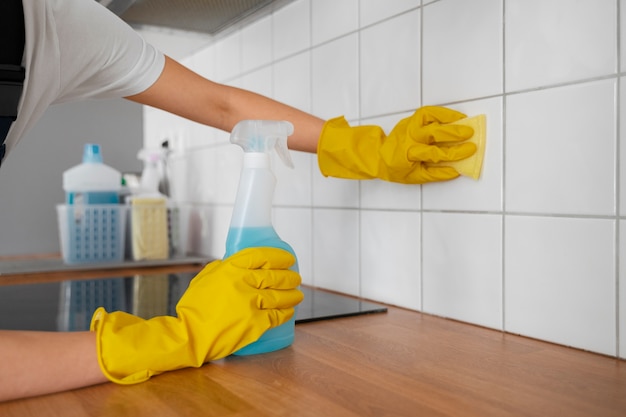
xmin=97 ymin=0 xmax=288 ymax=34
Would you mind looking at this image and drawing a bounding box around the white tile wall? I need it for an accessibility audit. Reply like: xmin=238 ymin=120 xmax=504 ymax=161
xmin=422 ymin=0 xmax=502 ymax=104
xmin=312 ymin=208 xmax=360 ymax=294
xmin=274 ymin=207 xmax=313 ymax=285
xmin=361 ymin=210 xmax=421 ymax=310
xmin=311 ymin=0 xmax=359 ymax=45
xmin=214 ymin=32 xmax=241 ymax=82
xmin=620 ymin=77 xmax=626 ymax=217
xmin=617 ymin=220 xmax=626 ymax=359
xmin=505 ymin=80 xmax=616 ymax=216
xmin=142 ymin=0 xmax=624 ymax=357
xmin=273 ymin=0 xmax=310 ymax=59
xmin=423 ymin=212 xmax=503 ymax=330
xmin=311 ymin=34 xmax=360 ymax=120
xmin=505 ymin=0 xmax=617 ymax=92
xmin=505 ymin=216 xmax=616 ymax=356
xmin=618 ymin=77 xmax=626 ymax=359
xmin=273 ymin=52 xmax=312 ymax=112
xmin=359 ymin=0 xmax=418 ymax=27
xmin=240 ymin=15 xmax=272 ymax=72
xmin=622 ymin=0 xmax=626 ymax=72
xmin=360 ymin=9 xmax=421 ymax=118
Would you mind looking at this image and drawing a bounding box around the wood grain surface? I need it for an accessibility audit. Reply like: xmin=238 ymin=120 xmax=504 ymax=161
xmin=1 ymin=307 xmax=624 ymax=416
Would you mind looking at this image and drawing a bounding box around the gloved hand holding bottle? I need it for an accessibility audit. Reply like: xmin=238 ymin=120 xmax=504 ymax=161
xmin=317 ymin=106 xmax=477 ymax=184
xmin=90 ymin=247 xmax=303 ymax=384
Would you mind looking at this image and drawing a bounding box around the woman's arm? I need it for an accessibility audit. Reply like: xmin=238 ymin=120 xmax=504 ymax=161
xmin=125 ymin=56 xmax=325 ymax=154
xmin=0 ymin=330 xmax=106 ymax=402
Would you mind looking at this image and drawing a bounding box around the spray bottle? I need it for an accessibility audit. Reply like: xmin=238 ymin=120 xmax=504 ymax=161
xmin=224 ymin=120 xmax=299 ymax=356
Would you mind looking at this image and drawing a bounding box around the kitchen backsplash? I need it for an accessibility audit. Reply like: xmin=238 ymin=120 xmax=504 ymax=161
xmin=141 ymin=0 xmax=626 ymax=359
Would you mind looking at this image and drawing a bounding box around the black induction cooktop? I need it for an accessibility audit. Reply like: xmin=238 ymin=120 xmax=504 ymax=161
xmin=0 ymin=272 xmax=387 ymax=331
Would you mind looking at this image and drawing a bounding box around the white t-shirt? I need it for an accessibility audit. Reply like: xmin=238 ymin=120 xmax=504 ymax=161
xmin=3 ymin=0 xmax=165 ymax=160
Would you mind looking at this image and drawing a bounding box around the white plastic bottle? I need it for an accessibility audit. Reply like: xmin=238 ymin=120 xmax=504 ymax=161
xmin=224 ymin=120 xmax=299 ymax=356
xmin=63 ymin=144 xmax=121 ymax=204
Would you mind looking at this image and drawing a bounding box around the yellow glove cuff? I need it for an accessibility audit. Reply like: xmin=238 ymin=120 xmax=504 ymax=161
xmin=317 ymin=116 xmax=384 ymax=180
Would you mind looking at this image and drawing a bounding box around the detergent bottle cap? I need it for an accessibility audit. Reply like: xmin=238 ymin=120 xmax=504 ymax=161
xmin=82 ymin=143 xmax=103 ymax=163
xmin=230 ymin=120 xmax=295 ymax=168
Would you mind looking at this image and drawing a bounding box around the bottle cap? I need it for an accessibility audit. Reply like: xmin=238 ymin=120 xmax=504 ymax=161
xmin=82 ymin=144 xmax=103 ymax=163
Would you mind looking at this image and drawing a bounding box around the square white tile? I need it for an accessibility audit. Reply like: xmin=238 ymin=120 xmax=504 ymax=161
xmin=274 ymin=207 xmax=313 ymax=285
xmin=241 ymin=15 xmax=272 ymax=72
xmin=618 ymin=77 xmax=626 ymax=216
xmin=359 ymin=0 xmax=419 ymax=27
xmin=166 ymin=152 xmax=195 ymax=203
xmin=505 ymin=216 xmax=616 ymax=356
xmin=422 ymin=0 xmax=503 ymax=104
xmin=360 ymin=9 xmax=421 ymax=118
xmin=312 ymin=208 xmax=360 ymax=295
xmin=359 ymin=113 xmax=421 ymax=210
xmin=312 ymin=34 xmax=360 ymax=120
xmin=505 ymin=80 xmax=616 ymax=216
xmin=273 ymin=0 xmax=311 ymax=60
xmin=273 ymin=52 xmax=312 ymax=113
xmin=240 ymin=66 xmax=273 ymax=99
xmin=505 ymin=0 xmax=617 ymax=92
xmin=361 ymin=210 xmax=421 ymax=310
xmin=214 ymin=32 xmax=241 ymax=82
xmin=311 ymin=0 xmax=358 ymax=45
xmin=212 ymin=144 xmax=243 ymax=205
xmin=422 ymin=97 xmax=503 ymax=212
xmin=207 ymin=205 xmax=232 ymax=259
xmin=422 ymin=212 xmax=503 ymax=330
xmin=181 ymin=146 xmax=218 ymax=204
xmin=360 ymin=180 xmax=421 ymax=211
xmin=622 ymin=0 xmax=626 ymax=72
xmin=177 ymin=204 xmax=220 ymax=258
xmin=617 ymin=220 xmax=626 ymax=359
xmin=188 ymin=44 xmax=216 ymax=81
xmin=312 ymin=170 xmax=359 ymax=208
xmin=274 ymin=151 xmax=313 ymax=207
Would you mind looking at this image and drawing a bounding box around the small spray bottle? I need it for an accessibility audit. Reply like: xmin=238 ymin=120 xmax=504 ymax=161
xmin=225 ymin=120 xmax=299 ymax=356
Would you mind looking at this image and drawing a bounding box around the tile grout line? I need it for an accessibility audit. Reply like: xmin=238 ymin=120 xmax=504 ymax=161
xmin=501 ymin=0 xmax=507 ymax=333
xmin=614 ymin=0 xmax=622 ymax=358
xmin=419 ymin=0 xmax=425 ymax=313
xmin=357 ymin=0 xmax=362 ymax=300
xmin=306 ymin=0 xmax=316 ymax=289
xmin=190 ymin=0 xmax=623 ymax=357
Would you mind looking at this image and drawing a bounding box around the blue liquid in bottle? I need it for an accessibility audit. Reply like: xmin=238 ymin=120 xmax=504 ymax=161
xmin=225 ymin=226 xmax=299 ymax=356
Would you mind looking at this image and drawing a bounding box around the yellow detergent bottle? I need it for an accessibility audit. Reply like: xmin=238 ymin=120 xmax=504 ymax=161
xmin=224 ymin=120 xmax=299 ymax=355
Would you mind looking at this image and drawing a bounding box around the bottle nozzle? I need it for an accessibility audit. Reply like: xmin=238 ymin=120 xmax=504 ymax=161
xmin=82 ymin=143 xmax=103 ymax=163
xmin=230 ymin=120 xmax=295 ymax=168
xmin=137 ymin=148 xmax=166 ymax=163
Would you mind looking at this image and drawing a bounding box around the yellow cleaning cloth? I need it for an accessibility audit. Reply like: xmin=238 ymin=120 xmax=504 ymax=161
xmin=434 ymin=114 xmax=487 ymax=180
xmin=130 ymin=197 xmax=169 ymax=260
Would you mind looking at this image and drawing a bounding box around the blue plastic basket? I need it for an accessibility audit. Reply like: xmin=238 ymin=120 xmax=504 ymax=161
xmin=57 ymin=205 xmax=126 ymax=264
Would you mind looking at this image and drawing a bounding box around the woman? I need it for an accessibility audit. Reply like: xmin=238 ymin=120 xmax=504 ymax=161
xmin=0 ymin=0 xmax=476 ymax=402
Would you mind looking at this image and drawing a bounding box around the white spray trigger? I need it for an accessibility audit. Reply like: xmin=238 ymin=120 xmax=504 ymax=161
xmin=274 ymin=136 xmax=294 ymax=169
xmin=230 ymin=120 xmax=295 ymax=168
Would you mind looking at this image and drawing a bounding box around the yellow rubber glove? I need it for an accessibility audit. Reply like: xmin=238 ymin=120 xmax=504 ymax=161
xmin=317 ymin=106 xmax=477 ymax=184
xmin=90 ymin=247 xmax=303 ymax=385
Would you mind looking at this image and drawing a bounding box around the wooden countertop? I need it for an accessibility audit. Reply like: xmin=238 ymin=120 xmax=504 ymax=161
xmin=1 ymin=306 xmax=625 ymax=416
